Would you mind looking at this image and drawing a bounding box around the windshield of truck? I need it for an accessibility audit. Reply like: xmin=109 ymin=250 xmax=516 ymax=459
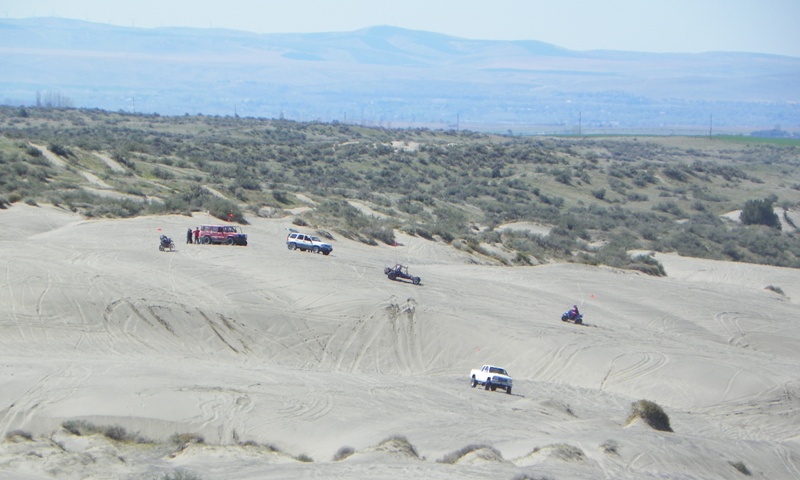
xmin=489 ymin=367 xmax=507 ymax=375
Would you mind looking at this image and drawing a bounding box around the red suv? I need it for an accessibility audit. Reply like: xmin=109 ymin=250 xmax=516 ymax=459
xmin=198 ymin=225 xmax=248 ymax=246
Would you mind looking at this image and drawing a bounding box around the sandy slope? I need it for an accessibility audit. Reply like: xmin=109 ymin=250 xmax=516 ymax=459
xmin=1 ymin=205 xmax=799 ymax=479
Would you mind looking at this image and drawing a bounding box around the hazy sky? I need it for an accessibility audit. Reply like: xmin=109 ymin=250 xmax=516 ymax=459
xmin=3 ymin=0 xmax=800 ymax=57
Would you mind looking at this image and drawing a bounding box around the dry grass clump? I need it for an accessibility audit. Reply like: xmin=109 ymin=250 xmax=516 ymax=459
xmin=599 ymin=439 xmax=620 ymax=455
xmin=530 ymin=443 xmax=586 ymax=461
xmin=375 ymin=434 xmax=419 ymax=458
xmin=627 ymin=399 xmax=673 ymax=432
xmin=765 ymin=284 xmax=785 ymax=295
xmin=160 ymin=470 xmax=204 ymax=480
xmin=294 ymin=453 xmax=314 ymax=463
xmin=729 ymin=460 xmax=752 ymax=476
xmin=168 ymin=432 xmax=205 ymax=446
xmin=61 ymin=419 xmax=149 ymax=443
xmin=5 ymin=429 xmax=33 ymax=442
xmin=511 ymin=474 xmax=554 ymax=480
xmin=437 ymin=444 xmax=502 ymax=464
xmin=333 ymin=446 xmax=355 ymax=461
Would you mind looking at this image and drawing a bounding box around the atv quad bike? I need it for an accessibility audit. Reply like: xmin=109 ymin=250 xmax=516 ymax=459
xmin=561 ymin=310 xmax=583 ymax=324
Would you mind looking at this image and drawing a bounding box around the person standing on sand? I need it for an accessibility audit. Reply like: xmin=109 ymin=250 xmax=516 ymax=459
xmin=186 ymin=228 xmax=193 ymax=244
xmin=193 ymin=227 xmax=200 ymax=244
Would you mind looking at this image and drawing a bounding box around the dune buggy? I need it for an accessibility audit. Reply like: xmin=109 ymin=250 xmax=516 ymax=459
xmin=384 ymin=264 xmax=421 ymax=285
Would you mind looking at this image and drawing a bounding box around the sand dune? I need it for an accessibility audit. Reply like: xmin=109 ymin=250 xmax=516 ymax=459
xmin=1 ymin=204 xmax=799 ymax=479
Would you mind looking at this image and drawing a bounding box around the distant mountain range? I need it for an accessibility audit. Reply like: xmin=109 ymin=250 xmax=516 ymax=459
xmin=1 ymin=18 xmax=798 ymax=133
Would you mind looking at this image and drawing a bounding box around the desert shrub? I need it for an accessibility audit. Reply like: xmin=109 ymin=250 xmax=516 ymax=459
xmin=633 ymin=170 xmax=656 ymax=187
xmin=235 ymin=176 xmax=261 ymax=191
xmin=765 ymin=285 xmax=785 ymax=295
xmin=511 ymin=475 xmax=554 ymax=480
xmin=61 ymin=420 xmax=145 ymax=442
xmin=48 ymin=143 xmax=72 ymax=158
xmin=85 ymin=199 xmax=145 ymax=218
xmin=333 ymin=446 xmax=355 ymax=461
xmin=627 ymin=399 xmax=672 ymax=432
xmin=315 ymin=229 xmax=334 ymax=240
xmin=294 ymin=453 xmax=314 ymax=463
xmin=592 ymin=188 xmax=606 ymax=200
xmin=662 ymin=166 xmax=689 ymax=181
xmin=272 ymin=189 xmax=290 ymax=204
xmin=102 ymin=425 xmax=130 ymax=442
xmin=397 ymin=197 xmax=424 ymax=214
xmin=600 ymin=439 xmax=619 ymax=455
xmin=437 ymin=444 xmax=501 ymax=464
xmin=628 ymin=253 xmax=666 ymax=276
xmin=363 ymin=224 xmax=396 ymax=245
xmin=377 ymin=435 xmax=419 ymax=458
xmin=151 ymin=166 xmax=174 ymax=180
xmin=161 ymin=470 xmax=204 ymax=480
xmin=741 ymin=197 xmax=781 ymax=229
xmin=62 ymin=419 xmax=95 ymax=436
xmin=25 ymin=145 xmax=42 ymax=157
xmin=530 ymin=443 xmax=585 ymax=461
xmin=729 ymin=460 xmax=752 ymax=476
xmin=626 ymin=192 xmax=648 ymax=202
xmin=169 ymin=433 xmax=205 ymax=445
xmin=652 ymin=201 xmax=685 ymax=217
xmin=5 ymin=429 xmax=33 ymax=441
xmin=205 ymin=197 xmax=246 ymax=224
xmin=553 ymin=169 xmax=572 ymax=185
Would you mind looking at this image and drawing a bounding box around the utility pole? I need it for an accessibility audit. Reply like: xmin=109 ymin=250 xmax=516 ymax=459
xmin=709 ymin=113 xmax=713 ymax=138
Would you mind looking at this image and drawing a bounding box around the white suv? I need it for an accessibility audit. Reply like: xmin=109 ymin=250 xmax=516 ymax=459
xmin=286 ymin=232 xmax=333 ymax=255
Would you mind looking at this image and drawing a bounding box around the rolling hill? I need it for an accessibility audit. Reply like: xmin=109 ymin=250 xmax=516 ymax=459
xmin=1 ymin=18 xmax=799 ymax=132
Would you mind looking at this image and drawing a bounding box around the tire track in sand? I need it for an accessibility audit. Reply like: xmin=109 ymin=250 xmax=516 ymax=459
xmin=599 ymin=351 xmax=669 ymax=390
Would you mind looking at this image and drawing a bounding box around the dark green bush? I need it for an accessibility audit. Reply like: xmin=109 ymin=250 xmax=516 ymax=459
xmin=741 ymin=197 xmax=780 ymax=229
xmin=627 ymin=399 xmax=672 ymax=432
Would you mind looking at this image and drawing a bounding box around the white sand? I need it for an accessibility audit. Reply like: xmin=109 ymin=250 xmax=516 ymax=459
xmin=1 ymin=204 xmax=799 ymax=479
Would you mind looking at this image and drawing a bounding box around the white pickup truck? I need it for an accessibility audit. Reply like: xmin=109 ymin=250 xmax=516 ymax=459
xmin=470 ymin=365 xmax=513 ymax=394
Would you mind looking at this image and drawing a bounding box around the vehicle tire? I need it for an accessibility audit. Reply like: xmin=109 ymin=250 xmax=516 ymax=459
xmin=575 ymin=318 xmax=582 ymax=324
xmin=159 ymin=245 xmax=164 ymax=251
xmin=412 ymin=277 xmax=420 ymax=285
xmin=201 ymin=236 xmax=211 ymax=245
xmin=491 ymin=386 xmax=497 ymax=391
xmin=323 ymin=251 xmax=330 ymax=255
xmin=506 ymin=387 xmax=512 ymax=394
xmin=471 ymin=377 xmax=477 ymax=388
xmin=485 ymin=381 xmax=491 ymax=391
xmin=288 ymin=243 xmax=297 ymax=250
xmin=169 ymin=242 xmax=175 ymax=250
xmin=388 ymin=272 xmax=396 ymax=280
xmin=312 ymin=246 xmax=320 ymax=254
xmin=226 ymin=237 xmax=235 ymax=245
